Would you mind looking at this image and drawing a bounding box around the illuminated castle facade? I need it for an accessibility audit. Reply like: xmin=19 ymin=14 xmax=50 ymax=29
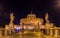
xmin=20 ymin=12 xmax=54 ymax=29
xmin=20 ymin=12 xmax=44 ymax=30
xmin=5 ymin=12 xmax=60 ymax=38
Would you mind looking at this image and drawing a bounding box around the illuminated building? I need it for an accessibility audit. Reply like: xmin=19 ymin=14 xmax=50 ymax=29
xmin=4 ymin=11 xmax=60 ymax=38
xmin=20 ymin=11 xmax=43 ymax=30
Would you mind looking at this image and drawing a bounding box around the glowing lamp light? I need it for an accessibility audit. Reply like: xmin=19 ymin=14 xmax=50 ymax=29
xmin=16 ymin=28 xmax=20 ymax=30
xmin=15 ymin=27 xmax=22 ymax=32
xmin=16 ymin=27 xmax=22 ymax=30
xmin=16 ymin=28 xmax=19 ymax=30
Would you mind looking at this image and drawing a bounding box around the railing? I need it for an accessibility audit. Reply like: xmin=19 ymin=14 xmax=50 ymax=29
xmin=0 ymin=27 xmax=60 ymax=38
xmin=44 ymin=27 xmax=60 ymax=37
xmin=0 ymin=28 xmax=14 ymax=38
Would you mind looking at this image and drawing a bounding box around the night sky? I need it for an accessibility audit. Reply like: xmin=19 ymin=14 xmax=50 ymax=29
xmin=0 ymin=0 xmax=60 ymax=27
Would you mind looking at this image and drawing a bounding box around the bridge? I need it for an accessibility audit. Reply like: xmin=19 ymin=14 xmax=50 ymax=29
xmin=0 ymin=27 xmax=59 ymax=38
